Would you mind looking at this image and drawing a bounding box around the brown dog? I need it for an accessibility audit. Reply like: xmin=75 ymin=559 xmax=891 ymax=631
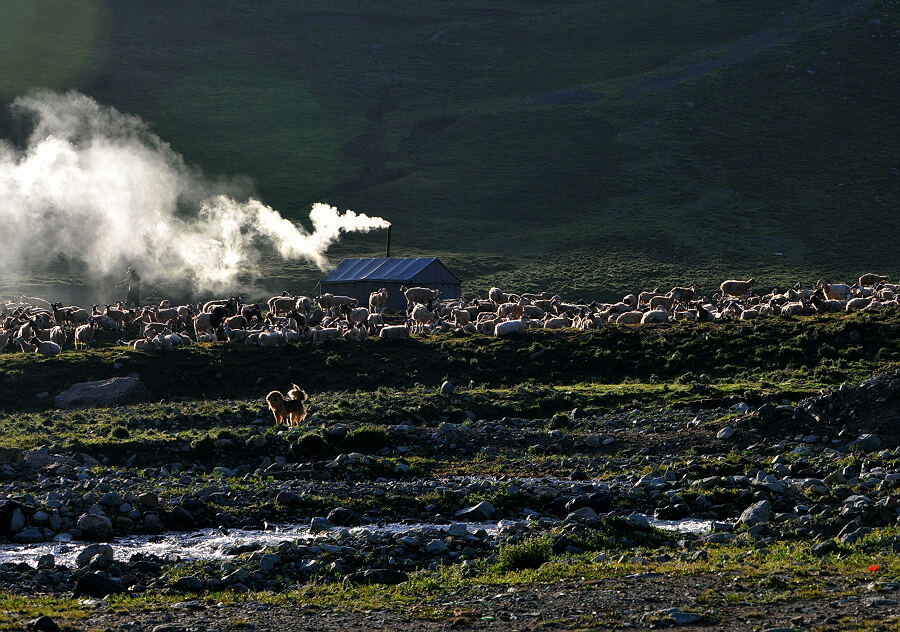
xmin=265 ymin=384 xmax=308 ymax=426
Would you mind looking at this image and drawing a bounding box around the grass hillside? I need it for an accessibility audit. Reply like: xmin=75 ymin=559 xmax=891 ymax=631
xmin=0 ymin=1 xmax=897 ymax=300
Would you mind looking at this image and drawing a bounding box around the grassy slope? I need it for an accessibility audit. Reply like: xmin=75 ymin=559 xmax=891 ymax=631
xmin=0 ymin=1 xmax=897 ymax=301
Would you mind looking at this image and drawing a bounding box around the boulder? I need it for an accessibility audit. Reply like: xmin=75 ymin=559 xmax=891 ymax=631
xmin=76 ymin=513 xmax=114 ymax=541
xmin=738 ymin=500 xmax=772 ymax=527
xmin=0 ymin=501 xmax=27 ymax=535
xmin=73 ymin=573 xmax=125 ymax=598
xmin=54 ymin=377 xmax=151 ymax=409
xmin=76 ymin=544 xmax=114 ymax=568
xmin=455 ymin=501 xmax=496 ymax=521
xmin=13 ymin=528 xmax=44 ymax=543
xmin=344 ymin=568 xmax=408 ymax=585
xmin=849 ymin=434 xmax=882 ymax=452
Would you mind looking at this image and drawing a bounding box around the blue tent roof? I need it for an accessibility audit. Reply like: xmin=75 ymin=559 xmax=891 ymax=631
xmin=320 ymin=257 xmax=461 ymax=284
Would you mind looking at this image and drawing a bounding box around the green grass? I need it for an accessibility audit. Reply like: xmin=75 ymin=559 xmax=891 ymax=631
xmin=0 ymin=2 xmax=896 ymax=301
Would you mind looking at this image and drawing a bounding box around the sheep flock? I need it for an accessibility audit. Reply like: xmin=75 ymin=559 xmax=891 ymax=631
xmin=0 ymin=273 xmax=895 ymax=355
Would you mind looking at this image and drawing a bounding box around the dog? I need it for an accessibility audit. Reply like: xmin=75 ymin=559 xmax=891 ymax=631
xmin=265 ymin=384 xmax=308 ymax=426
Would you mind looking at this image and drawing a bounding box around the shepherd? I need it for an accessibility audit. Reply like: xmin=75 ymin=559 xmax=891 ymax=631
xmin=121 ymin=265 xmax=141 ymax=308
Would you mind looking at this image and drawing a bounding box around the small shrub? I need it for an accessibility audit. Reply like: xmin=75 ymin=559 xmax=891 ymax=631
xmin=293 ymin=433 xmax=329 ymax=457
xmin=342 ymin=427 xmax=392 ymax=453
xmin=496 ymin=537 xmax=552 ymax=572
xmin=109 ymin=426 xmax=130 ymax=439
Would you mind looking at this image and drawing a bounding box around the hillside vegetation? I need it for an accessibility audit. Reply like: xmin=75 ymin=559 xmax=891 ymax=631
xmin=0 ymin=1 xmax=897 ymax=300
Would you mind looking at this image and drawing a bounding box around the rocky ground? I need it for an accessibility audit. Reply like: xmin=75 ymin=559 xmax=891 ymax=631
xmin=1 ymin=369 xmax=900 ymax=630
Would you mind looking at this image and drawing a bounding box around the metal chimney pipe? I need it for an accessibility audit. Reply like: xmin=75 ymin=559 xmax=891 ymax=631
xmin=386 ymin=225 xmax=392 ymax=258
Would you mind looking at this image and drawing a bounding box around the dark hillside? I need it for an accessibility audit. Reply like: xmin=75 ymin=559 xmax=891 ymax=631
xmin=0 ymin=1 xmax=896 ymax=299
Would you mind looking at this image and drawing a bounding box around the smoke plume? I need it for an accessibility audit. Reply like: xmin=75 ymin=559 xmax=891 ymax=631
xmin=0 ymin=91 xmax=389 ymax=292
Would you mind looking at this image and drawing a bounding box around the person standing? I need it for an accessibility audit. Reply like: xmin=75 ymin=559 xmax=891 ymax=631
xmin=123 ymin=266 xmax=141 ymax=308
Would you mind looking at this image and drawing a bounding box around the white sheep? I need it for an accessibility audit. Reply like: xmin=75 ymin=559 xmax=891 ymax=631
xmin=401 ymin=285 xmax=437 ymax=307
xmin=379 ymin=324 xmax=410 ymax=340
xmin=495 ymin=319 xmax=525 ymax=337
xmin=720 ymin=278 xmax=756 ymax=297
xmin=410 ymin=304 xmax=438 ymax=334
xmin=846 ymin=296 xmax=873 ymax=311
xmin=310 ymin=327 xmax=341 ymax=344
xmin=859 ymin=273 xmax=889 ymax=287
xmin=74 ymin=321 xmax=97 ymax=350
xmin=368 ymin=288 xmax=389 ymax=314
xmin=640 ymin=309 xmax=668 ymax=324
xmin=615 ymin=311 xmax=644 ymax=325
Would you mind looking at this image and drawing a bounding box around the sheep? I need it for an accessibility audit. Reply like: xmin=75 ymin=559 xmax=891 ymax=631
xmin=720 ymin=278 xmax=756 ymax=298
xmin=451 ymin=308 xmax=471 ymax=328
xmin=74 ymin=321 xmax=97 ymax=350
xmin=158 ymin=299 xmax=171 ymax=309
xmin=31 ymin=337 xmax=61 ymax=356
xmin=668 ymin=285 xmax=696 ymax=306
xmin=495 ymin=319 xmax=525 ymax=336
xmin=241 ymin=299 xmax=262 ymax=323
xmin=367 ymin=312 xmax=385 ymax=334
xmin=817 ymin=281 xmax=852 ymax=301
xmin=15 ymin=336 xmax=37 ymax=352
xmin=259 ymin=327 xmax=283 ymax=347
xmin=225 ymin=315 xmax=248 ymax=330
xmin=310 ymin=327 xmax=341 ymax=344
xmin=410 ymin=304 xmax=438 ymax=334
xmin=488 ymin=287 xmax=508 ymax=305
xmin=346 ymin=307 xmax=370 ymax=328
xmin=810 ymin=293 xmax=844 ymax=313
xmin=269 ymin=293 xmax=298 ymax=315
xmin=369 ymin=288 xmax=389 ymax=314
xmin=401 ymin=286 xmax=437 ymax=307
xmin=316 ymin=294 xmax=335 ymax=314
xmin=739 ymin=308 xmax=759 ymax=320
xmin=543 ymin=316 xmax=571 ymax=329
xmin=649 ymin=295 xmax=675 ymax=311
xmin=859 ymin=273 xmax=889 ymax=287
xmin=613 ymin=311 xmax=642 ymax=325
xmin=779 ymin=298 xmax=809 ymax=316
xmin=497 ymin=302 xmax=524 ymax=320
xmin=0 ymin=329 xmax=11 ymax=352
xmin=49 ymin=325 xmax=66 ymax=347
xmin=379 ymin=324 xmax=410 ymax=340
xmin=194 ymin=306 xmax=226 ymax=338
xmin=640 ymin=309 xmax=668 ymax=324
xmin=20 ymin=295 xmax=52 ymax=311
xmin=638 ymin=287 xmax=661 ymax=306
xmin=846 ymin=296 xmax=873 ymax=311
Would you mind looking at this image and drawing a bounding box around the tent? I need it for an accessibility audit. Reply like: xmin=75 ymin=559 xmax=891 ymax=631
xmin=319 ymin=257 xmax=461 ymax=311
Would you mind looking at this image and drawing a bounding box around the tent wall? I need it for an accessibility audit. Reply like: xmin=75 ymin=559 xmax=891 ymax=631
xmin=320 ymin=281 xmax=460 ymax=312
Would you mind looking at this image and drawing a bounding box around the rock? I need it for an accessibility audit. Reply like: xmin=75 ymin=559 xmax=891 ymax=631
xmin=440 ymin=381 xmax=455 ymax=395
xmin=566 ymin=507 xmax=599 ymax=521
xmin=143 ymin=513 xmax=165 ymax=533
xmin=76 ymin=513 xmax=114 ymax=541
xmin=259 ymin=553 xmax=280 ymax=572
xmin=167 ymin=506 xmax=196 ymax=527
xmin=849 ymin=434 xmax=882 ymax=451
xmin=37 ymin=554 xmax=55 ymax=569
xmin=344 ymin=568 xmax=408 ymax=585
xmin=76 ymin=544 xmax=114 ymax=568
xmin=8 ymin=507 xmax=25 ymax=533
xmin=99 ymin=492 xmax=122 ymax=507
xmin=811 ymin=540 xmax=839 ymax=557
xmin=26 ymin=616 xmax=59 ymax=632
xmin=152 ymin=626 xmax=188 ymax=632
xmin=823 ymin=470 xmax=847 ymax=486
xmin=73 ymin=573 xmax=125 ymax=598
xmin=310 ymin=516 xmax=335 ymax=533
xmin=425 ymin=539 xmax=448 ymax=555
xmin=738 ymin=500 xmax=772 ymax=527
xmin=756 ymin=403 xmax=778 ymax=423
xmin=275 ymin=490 xmax=301 ymax=505
xmin=137 ymin=492 xmax=159 ymax=507
xmin=222 ymin=569 xmax=249 ymax=585
xmin=447 ymin=523 xmax=467 ymax=537
xmin=54 ymin=376 xmax=151 ymax=408
xmin=13 ymin=527 xmax=45 ymax=543
xmin=716 ymin=426 xmax=735 ymax=440
xmin=174 ymin=576 xmax=203 ymax=592
xmin=455 ymin=501 xmax=496 ymax=521
xmin=327 ymin=507 xmax=358 ymax=526
xmin=646 ymin=608 xmax=703 ymax=626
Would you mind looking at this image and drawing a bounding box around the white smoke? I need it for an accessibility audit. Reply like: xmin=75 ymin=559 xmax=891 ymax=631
xmin=0 ymin=91 xmax=389 ymax=291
